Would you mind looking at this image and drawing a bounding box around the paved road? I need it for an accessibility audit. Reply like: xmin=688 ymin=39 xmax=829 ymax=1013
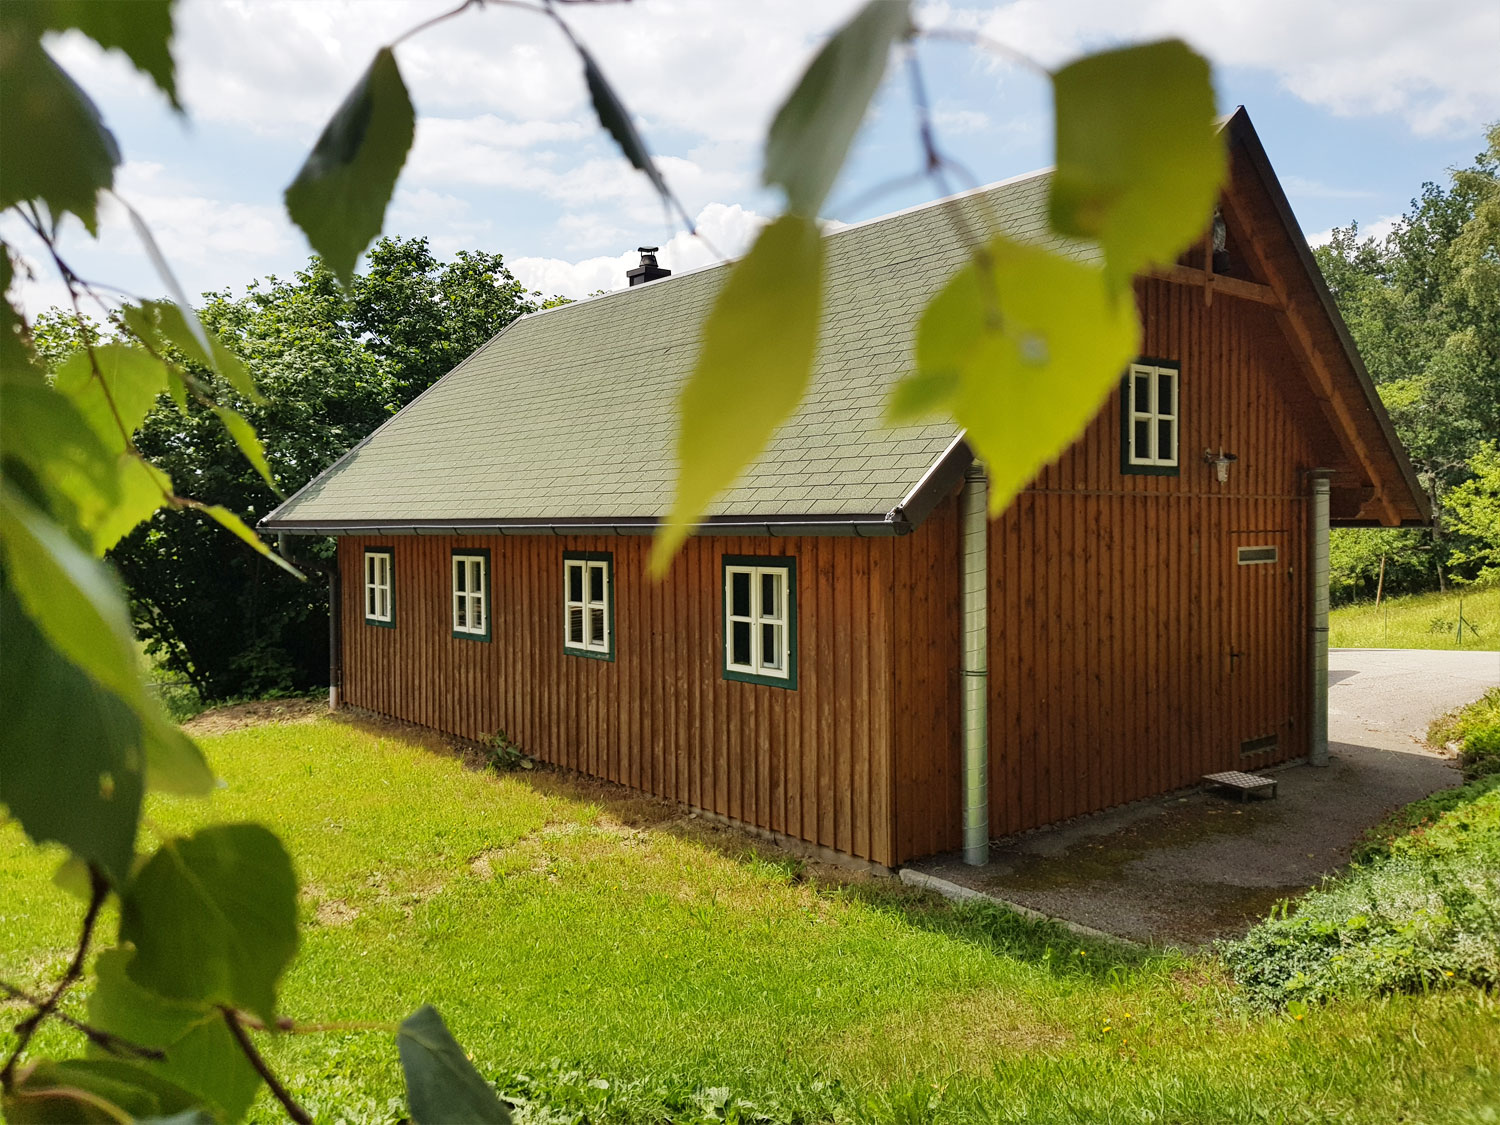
xmin=1330 ymin=648 xmax=1500 ymax=752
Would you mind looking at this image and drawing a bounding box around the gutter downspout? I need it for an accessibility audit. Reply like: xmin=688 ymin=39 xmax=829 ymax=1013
xmin=328 ymin=552 xmax=343 ymax=712
xmin=960 ymin=462 xmax=989 ymax=865
xmin=1308 ymin=470 xmax=1332 ymax=766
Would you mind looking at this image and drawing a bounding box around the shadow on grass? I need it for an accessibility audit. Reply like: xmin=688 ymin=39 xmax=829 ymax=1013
xmin=321 ymin=707 xmax=1174 ymax=983
xmin=511 ymin=768 xmax=1165 ymax=982
xmin=827 ymin=881 xmax=1170 ymax=982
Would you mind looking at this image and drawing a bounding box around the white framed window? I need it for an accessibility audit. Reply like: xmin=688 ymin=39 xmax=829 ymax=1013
xmin=723 ymin=557 xmax=796 ymax=688
xmin=451 ymin=550 xmax=490 ymax=640
xmin=363 ymin=548 xmax=394 ymax=627
xmin=1123 ymin=361 xmax=1180 ymax=472
xmin=563 ymin=552 xmax=613 ymax=660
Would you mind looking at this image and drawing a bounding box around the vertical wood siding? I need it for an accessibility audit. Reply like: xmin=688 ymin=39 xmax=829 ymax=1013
xmin=892 ymin=495 xmax=963 ymax=861
xmin=985 ymin=279 xmax=1317 ymax=837
xmin=340 ymin=533 xmax=906 ymax=866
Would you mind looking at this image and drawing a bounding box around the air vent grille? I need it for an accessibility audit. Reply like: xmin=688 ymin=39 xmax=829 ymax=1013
xmin=1240 ymin=734 xmax=1278 ymax=757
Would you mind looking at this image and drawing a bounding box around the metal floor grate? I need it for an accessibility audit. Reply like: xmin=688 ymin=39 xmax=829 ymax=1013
xmin=1203 ymin=770 xmax=1277 ymax=800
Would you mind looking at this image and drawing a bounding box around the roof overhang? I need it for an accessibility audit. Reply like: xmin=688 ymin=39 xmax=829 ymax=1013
xmin=269 ymin=514 xmax=910 ymax=538
xmin=264 ymin=436 xmax=976 ymax=541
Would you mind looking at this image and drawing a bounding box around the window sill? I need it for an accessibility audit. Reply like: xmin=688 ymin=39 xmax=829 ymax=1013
xmin=564 ymin=645 xmax=615 ymax=662
xmin=723 ymin=667 xmax=797 ymax=690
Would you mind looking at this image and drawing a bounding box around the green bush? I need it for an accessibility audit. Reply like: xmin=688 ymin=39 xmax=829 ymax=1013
xmin=1353 ymin=775 xmax=1500 ymax=863
xmin=1222 ymin=785 xmax=1500 ymax=1008
xmin=147 ymin=669 xmax=204 ymax=723
xmin=1222 ymin=859 xmax=1500 ymax=1007
xmin=1461 ymin=723 xmax=1500 ymax=781
xmin=1427 ymin=687 xmax=1500 ymax=782
xmin=1430 ymin=687 xmax=1500 ymax=749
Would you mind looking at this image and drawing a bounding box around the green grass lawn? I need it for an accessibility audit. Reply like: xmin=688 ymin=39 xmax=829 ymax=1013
xmin=4 ymin=714 xmax=1499 ymax=1123
xmin=1331 ymin=585 xmax=1500 ymax=650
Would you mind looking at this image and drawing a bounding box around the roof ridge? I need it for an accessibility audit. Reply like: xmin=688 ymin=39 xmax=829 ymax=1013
xmin=511 ymin=165 xmax=1056 ymax=327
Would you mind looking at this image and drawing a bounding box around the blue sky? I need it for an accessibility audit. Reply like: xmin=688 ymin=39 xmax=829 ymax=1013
xmin=8 ymin=0 xmax=1497 ymax=317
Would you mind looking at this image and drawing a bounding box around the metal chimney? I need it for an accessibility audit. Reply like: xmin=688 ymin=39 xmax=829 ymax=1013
xmin=626 ymin=246 xmax=671 ymax=287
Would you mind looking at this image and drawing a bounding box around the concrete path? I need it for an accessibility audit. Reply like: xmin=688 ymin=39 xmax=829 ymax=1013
xmin=910 ymin=648 xmax=1498 ymax=948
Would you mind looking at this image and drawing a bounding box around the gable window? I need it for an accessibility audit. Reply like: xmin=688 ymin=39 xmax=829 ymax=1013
xmin=451 ymin=549 xmax=490 ymax=641
xmin=722 ymin=556 xmax=797 ymax=688
xmin=563 ymin=551 xmax=613 ymax=660
xmin=1122 ymin=360 xmax=1180 ymax=474
xmin=363 ymin=548 xmax=394 ymax=627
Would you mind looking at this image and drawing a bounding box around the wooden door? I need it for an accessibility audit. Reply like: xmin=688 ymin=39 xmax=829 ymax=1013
xmin=1224 ymin=520 xmax=1303 ymax=772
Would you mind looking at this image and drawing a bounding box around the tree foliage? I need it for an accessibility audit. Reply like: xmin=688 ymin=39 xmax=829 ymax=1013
xmin=0 ymin=0 xmax=1228 ymax=1118
xmin=115 ymin=238 xmax=540 ymax=700
xmin=1447 ymin=442 xmax=1500 ymax=586
xmin=1318 ymin=123 xmax=1500 ymax=597
xmin=1328 ymin=526 xmax=1440 ymax=604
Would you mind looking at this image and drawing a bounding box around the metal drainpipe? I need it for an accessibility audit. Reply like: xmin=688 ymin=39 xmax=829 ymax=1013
xmin=960 ymin=461 xmax=990 ymax=865
xmin=327 ymin=553 xmax=343 ymax=712
xmin=1308 ymin=470 xmax=1332 ymax=766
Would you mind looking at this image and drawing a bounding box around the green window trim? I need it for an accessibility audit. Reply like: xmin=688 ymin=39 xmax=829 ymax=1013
xmin=562 ymin=550 xmax=615 ymax=662
xmin=362 ymin=547 xmax=396 ymax=628
xmin=1120 ymin=358 xmax=1181 ymax=477
xmin=450 ymin=547 xmax=492 ymax=642
xmin=721 ymin=554 xmax=798 ymax=690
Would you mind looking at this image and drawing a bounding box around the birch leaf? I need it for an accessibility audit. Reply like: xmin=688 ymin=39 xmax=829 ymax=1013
xmin=1050 ymin=40 xmax=1225 ymax=290
xmin=894 ymin=235 xmax=1139 ymax=515
xmin=763 ymin=0 xmax=910 ymax=217
xmin=653 ymin=214 xmax=824 ymax=574
xmin=285 ymin=48 xmax=414 ymax=287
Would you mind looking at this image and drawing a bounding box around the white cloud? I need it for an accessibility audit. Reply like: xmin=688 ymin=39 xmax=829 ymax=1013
xmin=407 ymin=117 xmax=749 ymax=234
xmin=1308 ymin=213 xmax=1401 ymax=247
xmin=932 ymin=107 xmax=992 ymax=135
xmin=387 ymin=188 xmax=497 ymax=257
xmin=3 ymin=162 xmax=296 ymax=317
xmin=63 ymin=0 xmax=866 ymax=145
xmin=936 ymin=0 xmax=1500 ymax=137
xmin=17 ymin=0 xmax=1489 ymax=330
xmin=109 ymin=163 xmax=296 ymax=269
xmin=1281 ymin=176 xmax=1377 ymax=201
xmin=510 ymin=201 xmax=766 ymax=299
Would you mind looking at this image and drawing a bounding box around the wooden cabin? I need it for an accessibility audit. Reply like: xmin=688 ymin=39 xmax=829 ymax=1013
xmin=262 ymin=109 xmax=1427 ymax=870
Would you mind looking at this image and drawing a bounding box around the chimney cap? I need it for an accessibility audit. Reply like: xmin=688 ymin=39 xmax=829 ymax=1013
xmin=626 ymin=246 xmax=671 ymax=287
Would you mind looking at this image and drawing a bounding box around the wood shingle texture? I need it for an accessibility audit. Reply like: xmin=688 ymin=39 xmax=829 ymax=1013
xmin=263 ymin=170 xmax=1091 ymax=531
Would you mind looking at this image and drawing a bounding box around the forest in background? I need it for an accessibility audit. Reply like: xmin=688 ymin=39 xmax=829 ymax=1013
xmin=1317 ymin=124 xmax=1500 ymax=604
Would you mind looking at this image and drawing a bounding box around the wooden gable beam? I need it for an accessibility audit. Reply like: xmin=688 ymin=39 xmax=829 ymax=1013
xmin=1146 ymin=263 xmax=1280 ymax=307
xmin=1216 ymin=186 xmax=1402 ymax=526
xmin=1273 ymin=303 xmax=1401 ymax=525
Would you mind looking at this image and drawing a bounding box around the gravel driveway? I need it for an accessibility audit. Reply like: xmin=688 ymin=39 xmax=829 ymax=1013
xmin=910 ymin=648 xmax=1499 ymax=947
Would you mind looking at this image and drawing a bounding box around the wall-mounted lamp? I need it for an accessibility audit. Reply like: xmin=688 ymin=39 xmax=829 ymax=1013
xmin=1203 ymin=448 xmax=1239 ymax=483
xmin=1211 ymin=207 xmax=1230 ymax=274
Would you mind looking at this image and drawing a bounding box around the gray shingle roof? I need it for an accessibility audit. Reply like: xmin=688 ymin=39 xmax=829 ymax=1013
xmin=264 ymin=168 xmax=1085 ymax=531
